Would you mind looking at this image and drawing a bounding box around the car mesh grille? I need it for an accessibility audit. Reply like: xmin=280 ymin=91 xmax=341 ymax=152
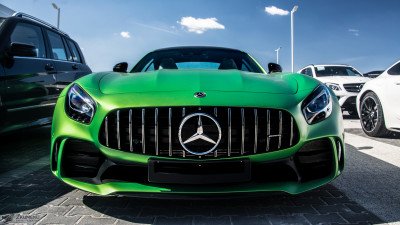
xmin=98 ymin=107 xmax=299 ymax=158
xmin=343 ymin=83 xmax=364 ymax=93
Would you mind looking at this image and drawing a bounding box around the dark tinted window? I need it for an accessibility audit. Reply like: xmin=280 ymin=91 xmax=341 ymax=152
xmin=314 ymin=66 xmax=362 ymax=77
xmin=47 ymin=31 xmax=67 ymax=60
xmin=305 ymin=68 xmax=313 ymax=76
xmin=387 ymin=62 xmax=400 ymax=75
xmin=67 ymin=40 xmax=82 ymax=63
xmin=10 ymin=23 xmax=46 ymax=58
xmin=132 ymin=48 xmax=264 ymax=73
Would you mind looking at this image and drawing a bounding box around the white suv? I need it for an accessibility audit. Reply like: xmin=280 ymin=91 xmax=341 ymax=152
xmin=298 ymin=64 xmax=370 ymax=116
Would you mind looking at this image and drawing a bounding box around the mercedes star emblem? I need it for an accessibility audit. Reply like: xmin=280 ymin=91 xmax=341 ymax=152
xmin=194 ymin=92 xmax=206 ymax=98
xmin=178 ymin=113 xmax=221 ymax=155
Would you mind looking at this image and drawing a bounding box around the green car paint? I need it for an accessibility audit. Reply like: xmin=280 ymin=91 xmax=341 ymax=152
xmin=51 ymin=47 xmax=344 ymax=196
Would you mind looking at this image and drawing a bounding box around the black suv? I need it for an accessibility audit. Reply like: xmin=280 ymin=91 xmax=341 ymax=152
xmin=0 ymin=13 xmax=91 ymax=133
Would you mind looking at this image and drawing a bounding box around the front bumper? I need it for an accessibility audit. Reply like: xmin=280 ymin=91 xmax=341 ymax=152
xmin=51 ymin=91 xmax=344 ymax=196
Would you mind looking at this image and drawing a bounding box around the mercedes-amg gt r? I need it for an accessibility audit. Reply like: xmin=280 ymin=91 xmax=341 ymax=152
xmin=51 ymin=46 xmax=344 ymax=196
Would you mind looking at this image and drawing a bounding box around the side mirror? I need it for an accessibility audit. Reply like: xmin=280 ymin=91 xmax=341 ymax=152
xmin=113 ymin=62 xmax=128 ymax=73
xmin=268 ymin=63 xmax=282 ymax=74
xmin=8 ymin=42 xmax=37 ymax=57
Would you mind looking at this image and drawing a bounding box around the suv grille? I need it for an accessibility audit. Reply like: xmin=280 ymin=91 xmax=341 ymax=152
xmin=343 ymin=83 xmax=364 ymax=93
xmin=98 ymin=107 xmax=299 ymax=158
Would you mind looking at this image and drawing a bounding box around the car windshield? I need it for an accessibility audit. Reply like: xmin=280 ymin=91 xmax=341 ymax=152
xmin=314 ymin=66 xmax=362 ymax=77
xmin=131 ymin=48 xmax=264 ymax=73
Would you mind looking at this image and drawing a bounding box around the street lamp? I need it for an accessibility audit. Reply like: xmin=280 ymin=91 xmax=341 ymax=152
xmin=290 ymin=5 xmax=298 ymax=72
xmin=52 ymin=3 xmax=60 ymax=29
xmin=275 ymin=47 xmax=281 ymax=64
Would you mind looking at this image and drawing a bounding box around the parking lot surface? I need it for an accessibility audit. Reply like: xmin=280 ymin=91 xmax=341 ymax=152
xmin=0 ymin=117 xmax=399 ymax=225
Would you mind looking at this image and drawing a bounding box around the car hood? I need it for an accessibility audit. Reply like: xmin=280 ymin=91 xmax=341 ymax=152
xmin=317 ymin=76 xmax=370 ymax=84
xmin=98 ymin=70 xmax=299 ymax=95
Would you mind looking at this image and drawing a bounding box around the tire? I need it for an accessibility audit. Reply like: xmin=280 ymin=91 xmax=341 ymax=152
xmin=360 ymin=92 xmax=391 ymax=137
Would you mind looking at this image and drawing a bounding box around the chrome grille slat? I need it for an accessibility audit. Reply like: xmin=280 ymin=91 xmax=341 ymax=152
xmin=278 ymin=110 xmax=282 ymax=149
xmin=266 ymin=109 xmax=270 ymax=152
xmin=290 ymin=117 xmax=294 ymax=146
xmin=99 ymin=107 xmax=299 ymax=158
xmin=141 ymin=109 xmax=145 ymax=154
xmin=129 ymin=109 xmax=133 ymax=152
xmin=254 ymin=109 xmax=258 ymax=154
xmin=155 ymin=108 xmax=159 ymax=156
xmin=241 ymin=108 xmax=245 ymax=155
xmin=228 ymin=108 xmax=232 ymax=157
xmin=117 ymin=110 xmax=121 ymax=149
xmin=168 ymin=108 xmax=172 ymax=157
xmin=105 ymin=116 xmax=109 ymax=147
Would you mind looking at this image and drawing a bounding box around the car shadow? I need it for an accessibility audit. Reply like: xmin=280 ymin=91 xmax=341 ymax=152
xmin=0 ymin=126 xmax=74 ymax=218
xmin=81 ymin=143 xmax=400 ymax=224
xmin=0 ymin=126 xmax=51 ymax=174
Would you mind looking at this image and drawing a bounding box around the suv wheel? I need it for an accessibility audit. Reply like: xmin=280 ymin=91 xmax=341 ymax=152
xmin=360 ymin=92 xmax=391 ymax=137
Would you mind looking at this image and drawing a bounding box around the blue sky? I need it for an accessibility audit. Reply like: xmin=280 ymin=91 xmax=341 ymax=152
xmin=3 ymin=0 xmax=400 ymax=73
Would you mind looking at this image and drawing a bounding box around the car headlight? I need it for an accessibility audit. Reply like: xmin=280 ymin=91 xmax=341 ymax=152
xmin=325 ymin=83 xmax=341 ymax=91
xmin=302 ymin=85 xmax=333 ymax=124
xmin=66 ymin=84 xmax=96 ymax=124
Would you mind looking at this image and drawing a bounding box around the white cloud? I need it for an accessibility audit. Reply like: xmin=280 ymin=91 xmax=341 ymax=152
xmin=348 ymin=28 xmax=360 ymax=36
xmin=178 ymin=17 xmax=225 ymax=34
xmin=120 ymin=31 xmax=131 ymax=38
xmin=265 ymin=6 xmax=289 ymax=16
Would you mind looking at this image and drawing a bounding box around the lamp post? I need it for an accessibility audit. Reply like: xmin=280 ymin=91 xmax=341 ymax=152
xmin=275 ymin=47 xmax=281 ymax=64
xmin=52 ymin=3 xmax=60 ymax=29
xmin=290 ymin=5 xmax=298 ymax=72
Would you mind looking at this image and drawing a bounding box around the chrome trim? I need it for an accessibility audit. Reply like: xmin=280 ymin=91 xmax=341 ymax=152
xmin=290 ymin=117 xmax=294 ymax=146
xmin=254 ymin=109 xmax=258 ymax=154
xmin=155 ymin=108 xmax=159 ymax=155
xmin=8 ymin=102 xmax=56 ymax=112
xmin=117 ymin=110 xmax=121 ymax=149
xmin=228 ymin=108 xmax=232 ymax=156
xmin=129 ymin=109 xmax=133 ymax=152
xmin=214 ymin=107 xmax=217 ymax=117
xmin=142 ymin=109 xmax=145 ymax=154
xmin=168 ymin=108 xmax=172 ymax=157
xmin=278 ymin=111 xmax=282 ymax=149
xmin=241 ymin=108 xmax=245 ymax=155
xmin=266 ymin=109 xmax=270 ymax=152
xmin=182 ymin=107 xmax=186 ymax=117
xmin=105 ymin=116 xmax=109 ymax=147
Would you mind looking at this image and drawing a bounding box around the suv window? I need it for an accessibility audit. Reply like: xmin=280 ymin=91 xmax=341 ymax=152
xmin=314 ymin=66 xmax=362 ymax=77
xmin=67 ymin=39 xmax=82 ymax=63
xmin=47 ymin=31 xmax=68 ymax=61
xmin=305 ymin=68 xmax=313 ymax=76
xmin=387 ymin=62 xmax=400 ymax=75
xmin=10 ymin=23 xmax=46 ymax=58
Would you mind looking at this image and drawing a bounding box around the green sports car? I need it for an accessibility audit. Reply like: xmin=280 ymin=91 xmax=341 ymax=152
xmin=51 ymin=46 xmax=344 ymax=196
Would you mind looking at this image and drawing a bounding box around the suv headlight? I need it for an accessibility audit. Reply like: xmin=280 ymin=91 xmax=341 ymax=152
xmin=66 ymin=84 xmax=96 ymax=124
xmin=302 ymin=85 xmax=333 ymax=124
xmin=325 ymin=83 xmax=341 ymax=91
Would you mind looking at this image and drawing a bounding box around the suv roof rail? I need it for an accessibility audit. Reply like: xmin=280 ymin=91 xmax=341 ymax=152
xmin=12 ymin=12 xmax=69 ymax=37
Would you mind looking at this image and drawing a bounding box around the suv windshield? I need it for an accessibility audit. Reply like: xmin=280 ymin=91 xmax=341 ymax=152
xmin=131 ymin=48 xmax=264 ymax=73
xmin=314 ymin=66 xmax=362 ymax=77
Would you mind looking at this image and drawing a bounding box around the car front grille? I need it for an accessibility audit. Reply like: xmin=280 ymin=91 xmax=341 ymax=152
xmin=98 ymin=107 xmax=299 ymax=158
xmin=343 ymin=83 xmax=364 ymax=93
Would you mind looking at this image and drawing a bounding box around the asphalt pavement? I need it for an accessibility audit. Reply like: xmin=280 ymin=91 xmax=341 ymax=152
xmin=0 ymin=117 xmax=399 ymax=225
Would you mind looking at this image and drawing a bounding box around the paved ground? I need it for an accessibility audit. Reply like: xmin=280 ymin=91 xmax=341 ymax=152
xmin=0 ymin=118 xmax=399 ymax=225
